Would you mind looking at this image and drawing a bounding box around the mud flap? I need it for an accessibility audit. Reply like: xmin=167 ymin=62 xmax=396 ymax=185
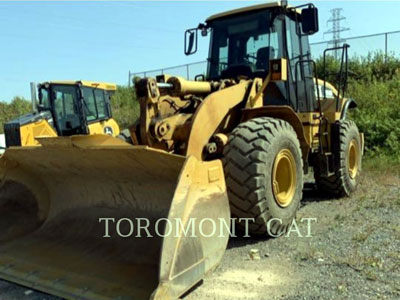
xmin=0 ymin=135 xmax=230 ymax=300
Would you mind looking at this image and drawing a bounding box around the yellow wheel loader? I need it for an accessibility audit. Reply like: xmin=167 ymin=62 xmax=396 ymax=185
xmin=0 ymin=2 xmax=363 ymax=300
xmin=3 ymin=80 xmax=120 ymax=147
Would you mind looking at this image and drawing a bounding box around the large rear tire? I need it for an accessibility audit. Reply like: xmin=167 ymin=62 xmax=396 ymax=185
xmin=223 ymin=117 xmax=303 ymax=236
xmin=314 ymin=120 xmax=362 ymax=197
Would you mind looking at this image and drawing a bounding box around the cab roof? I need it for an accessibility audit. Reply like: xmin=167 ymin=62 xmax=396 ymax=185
xmin=206 ymin=1 xmax=282 ymax=22
xmin=45 ymin=80 xmax=117 ymax=91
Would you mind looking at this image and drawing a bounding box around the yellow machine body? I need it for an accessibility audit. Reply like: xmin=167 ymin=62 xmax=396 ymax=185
xmin=14 ymin=117 xmax=120 ymax=147
xmin=87 ymin=118 xmax=120 ymax=137
xmin=18 ymin=119 xmax=58 ymax=146
xmin=0 ymin=135 xmax=229 ymax=299
xmin=4 ymin=81 xmax=120 ymax=147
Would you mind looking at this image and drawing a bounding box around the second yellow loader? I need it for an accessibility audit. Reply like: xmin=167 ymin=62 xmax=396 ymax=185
xmin=3 ymin=80 xmax=120 ymax=147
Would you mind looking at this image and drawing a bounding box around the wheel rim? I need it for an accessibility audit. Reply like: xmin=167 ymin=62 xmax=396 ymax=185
xmin=348 ymin=139 xmax=359 ymax=179
xmin=272 ymin=149 xmax=297 ymax=207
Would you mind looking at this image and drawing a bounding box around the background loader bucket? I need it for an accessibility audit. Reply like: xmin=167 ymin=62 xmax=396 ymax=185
xmin=0 ymin=136 xmax=230 ymax=300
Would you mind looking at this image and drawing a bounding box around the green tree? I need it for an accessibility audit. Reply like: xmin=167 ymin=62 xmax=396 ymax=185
xmin=0 ymin=97 xmax=31 ymax=134
xmin=110 ymin=85 xmax=139 ymax=130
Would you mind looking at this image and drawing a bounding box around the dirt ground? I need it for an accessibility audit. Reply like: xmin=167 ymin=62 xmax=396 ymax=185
xmin=0 ymin=167 xmax=399 ymax=300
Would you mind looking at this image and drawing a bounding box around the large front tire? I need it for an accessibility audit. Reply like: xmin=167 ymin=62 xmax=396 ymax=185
xmin=314 ymin=120 xmax=362 ymax=197
xmin=223 ymin=118 xmax=303 ymax=236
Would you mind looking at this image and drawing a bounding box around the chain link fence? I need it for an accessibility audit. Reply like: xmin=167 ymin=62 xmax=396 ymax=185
xmin=128 ymin=30 xmax=400 ymax=85
xmin=310 ymin=30 xmax=400 ymax=59
xmin=129 ymin=61 xmax=207 ymax=86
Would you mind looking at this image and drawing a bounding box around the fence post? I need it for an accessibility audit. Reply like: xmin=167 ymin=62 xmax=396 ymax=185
xmin=385 ymin=33 xmax=388 ymax=62
xmin=128 ymin=71 xmax=131 ymax=87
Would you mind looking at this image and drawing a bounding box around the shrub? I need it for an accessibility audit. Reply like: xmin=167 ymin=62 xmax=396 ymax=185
xmin=349 ymin=73 xmax=400 ymax=156
xmin=0 ymin=97 xmax=31 ymax=134
xmin=316 ymin=52 xmax=400 ymax=157
xmin=110 ymin=85 xmax=140 ymax=130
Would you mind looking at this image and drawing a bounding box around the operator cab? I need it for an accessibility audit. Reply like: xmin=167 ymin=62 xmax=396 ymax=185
xmin=185 ymin=2 xmax=319 ymax=113
xmin=39 ymin=84 xmax=84 ymax=136
xmin=38 ymin=81 xmax=114 ymax=136
xmin=207 ymin=8 xmax=281 ymax=81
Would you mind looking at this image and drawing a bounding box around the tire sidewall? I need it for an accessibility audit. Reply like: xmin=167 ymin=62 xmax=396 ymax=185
xmin=342 ymin=123 xmax=362 ymax=192
xmin=263 ymin=129 xmax=303 ymax=227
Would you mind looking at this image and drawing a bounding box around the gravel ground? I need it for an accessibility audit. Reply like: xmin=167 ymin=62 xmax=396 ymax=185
xmin=184 ymin=169 xmax=400 ymax=300
xmin=0 ymin=168 xmax=399 ymax=300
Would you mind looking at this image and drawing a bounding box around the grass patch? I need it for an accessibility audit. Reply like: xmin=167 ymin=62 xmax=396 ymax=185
xmin=362 ymin=154 xmax=400 ymax=175
xmin=352 ymin=227 xmax=374 ymax=243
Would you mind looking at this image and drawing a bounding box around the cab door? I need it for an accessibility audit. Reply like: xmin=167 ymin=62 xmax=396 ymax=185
xmin=82 ymin=87 xmax=120 ymax=137
xmin=51 ymin=85 xmax=87 ymax=136
xmin=285 ymin=16 xmax=316 ymax=112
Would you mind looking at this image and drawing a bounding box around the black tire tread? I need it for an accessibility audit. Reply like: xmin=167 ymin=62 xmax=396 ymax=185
xmin=314 ymin=120 xmax=361 ymax=197
xmin=223 ymin=117 xmax=303 ymax=235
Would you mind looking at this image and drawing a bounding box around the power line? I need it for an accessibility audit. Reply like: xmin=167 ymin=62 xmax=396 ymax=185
xmin=324 ymin=8 xmax=350 ymax=59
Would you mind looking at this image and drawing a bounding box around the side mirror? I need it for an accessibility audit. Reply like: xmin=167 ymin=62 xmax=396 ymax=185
xmin=184 ymin=28 xmax=198 ymax=55
xmin=301 ymin=6 xmax=319 ymax=35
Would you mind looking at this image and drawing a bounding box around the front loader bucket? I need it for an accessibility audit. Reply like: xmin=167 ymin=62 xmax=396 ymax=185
xmin=0 ymin=135 xmax=230 ymax=300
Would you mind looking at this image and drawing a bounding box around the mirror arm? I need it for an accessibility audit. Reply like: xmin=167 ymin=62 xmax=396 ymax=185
xmin=290 ymin=3 xmax=319 ymax=36
xmin=198 ymin=23 xmax=209 ymax=36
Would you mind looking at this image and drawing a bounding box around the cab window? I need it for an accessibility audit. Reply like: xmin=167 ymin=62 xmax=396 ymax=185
xmin=39 ymin=87 xmax=51 ymax=109
xmin=208 ymin=9 xmax=283 ymax=80
xmin=286 ymin=17 xmax=302 ymax=80
xmin=82 ymin=87 xmax=109 ymax=122
xmin=94 ymin=89 xmax=107 ymax=119
xmin=82 ymin=88 xmax=97 ymax=121
xmin=51 ymin=85 xmax=82 ymax=134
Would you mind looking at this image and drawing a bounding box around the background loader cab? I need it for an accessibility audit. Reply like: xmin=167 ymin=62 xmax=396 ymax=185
xmin=4 ymin=80 xmax=120 ymax=147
